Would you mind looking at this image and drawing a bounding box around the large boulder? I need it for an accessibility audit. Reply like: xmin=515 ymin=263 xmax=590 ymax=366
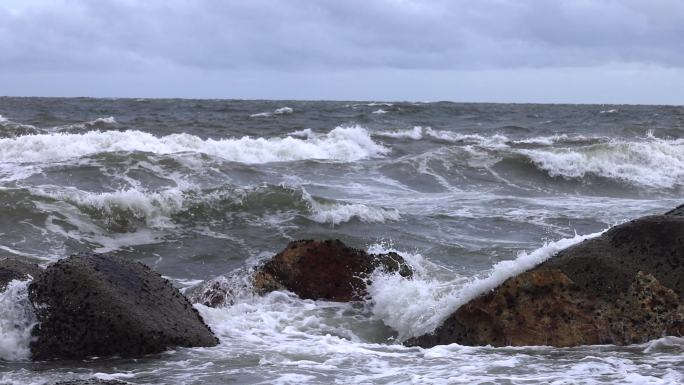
xmin=189 ymin=239 xmax=413 ymax=306
xmin=407 ymin=206 xmax=684 ymax=348
xmin=0 ymin=257 xmax=43 ymax=291
xmin=28 ymin=253 xmax=218 ymax=360
xmin=253 ymin=239 xmax=413 ymax=301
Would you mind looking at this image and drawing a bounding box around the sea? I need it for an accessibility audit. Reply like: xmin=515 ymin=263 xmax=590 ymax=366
xmin=0 ymin=97 xmax=683 ymax=384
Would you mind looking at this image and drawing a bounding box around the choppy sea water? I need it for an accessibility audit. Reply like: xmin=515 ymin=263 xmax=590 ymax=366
xmin=0 ymin=98 xmax=683 ymax=384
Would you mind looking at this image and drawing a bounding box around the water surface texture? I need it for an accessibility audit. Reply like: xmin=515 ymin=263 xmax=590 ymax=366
xmin=0 ymin=98 xmax=683 ymax=384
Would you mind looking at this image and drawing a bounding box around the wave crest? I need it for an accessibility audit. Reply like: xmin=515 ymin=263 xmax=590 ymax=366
xmin=0 ymin=126 xmax=389 ymax=164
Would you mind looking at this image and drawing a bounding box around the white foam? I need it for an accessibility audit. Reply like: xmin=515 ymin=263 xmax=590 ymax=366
xmin=376 ymin=126 xmax=424 ymax=140
xmin=0 ymin=280 xmax=37 ymax=361
xmin=274 ymin=107 xmax=293 ymax=115
xmin=299 ymin=188 xmax=400 ymax=225
xmin=0 ymin=126 xmax=389 ymax=164
xmin=367 ymin=230 xmax=605 ymax=340
xmin=0 ymin=115 xmax=7 ymax=123
xmin=249 ymin=112 xmax=271 ymax=118
xmin=600 ymin=109 xmax=619 ymax=114
xmin=288 ymin=128 xmax=315 ymax=139
xmin=308 ymin=202 xmax=400 ymax=226
xmin=372 ymin=109 xmax=387 ymax=114
xmin=31 ymin=186 xmax=187 ymax=228
xmin=250 ymin=107 xmax=293 ymax=117
xmin=519 ymin=136 xmax=684 ymax=188
xmin=50 ymin=116 xmax=117 ymax=132
xmin=376 ymin=127 xmax=511 ymax=149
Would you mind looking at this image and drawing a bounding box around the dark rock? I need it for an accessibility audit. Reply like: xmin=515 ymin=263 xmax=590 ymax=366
xmin=186 ymin=272 xmax=251 ymax=308
xmin=253 ymin=239 xmax=413 ymax=302
xmin=0 ymin=257 xmax=43 ymax=291
xmin=408 ymin=208 xmax=684 ymax=348
xmin=29 ymin=253 xmax=218 ymax=360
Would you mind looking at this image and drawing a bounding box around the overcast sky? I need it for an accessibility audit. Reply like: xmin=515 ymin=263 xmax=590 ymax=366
xmin=1 ymin=0 xmax=683 ymax=104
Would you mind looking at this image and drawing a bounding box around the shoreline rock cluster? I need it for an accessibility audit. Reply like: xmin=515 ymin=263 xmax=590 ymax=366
xmin=1 ymin=204 xmax=682 ymax=366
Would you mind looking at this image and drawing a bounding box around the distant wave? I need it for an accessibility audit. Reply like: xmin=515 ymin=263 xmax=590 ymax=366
xmin=52 ymin=116 xmax=117 ymax=132
xmin=250 ymin=106 xmax=293 ymax=118
xmin=0 ymin=125 xmax=389 ymax=164
xmin=0 ymin=116 xmax=117 ymax=138
xmin=377 ymin=127 xmax=684 ymax=188
xmin=519 ymin=137 xmax=684 ymax=188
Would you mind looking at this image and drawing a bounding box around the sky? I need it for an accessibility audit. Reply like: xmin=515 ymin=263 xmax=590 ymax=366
xmin=1 ymin=0 xmax=683 ymax=104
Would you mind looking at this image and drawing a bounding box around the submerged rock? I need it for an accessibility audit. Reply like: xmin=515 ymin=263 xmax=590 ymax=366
xmin=0 ymin=257 xmax=43 ymax=291
xmin=407 ymin=207 xmax=684 ymax=348
xmin=29 ymin=253 xmax=218 ymax=360
xmin=190 ymin=239 xmax=413 ymax=306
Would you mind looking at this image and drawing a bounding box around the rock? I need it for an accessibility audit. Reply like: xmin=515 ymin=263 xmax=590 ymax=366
xmin=0 ymin=257 xmax=43 ymax=291
xmin=407 ymin=208 xmax=684 ymax=348
xmin=186 ymin=272 xmax=251 ymax=308
xmin=29 ymin=253 xmax=218 ymax=360
xmin=190 ymin=240 xmax=413 ymax=306
xmin=253 ymin=239 xmax=413 ymax=302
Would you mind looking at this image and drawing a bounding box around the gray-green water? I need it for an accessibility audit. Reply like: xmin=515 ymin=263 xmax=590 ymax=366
xmin=0 ymin=98 xmax=683 ymax=384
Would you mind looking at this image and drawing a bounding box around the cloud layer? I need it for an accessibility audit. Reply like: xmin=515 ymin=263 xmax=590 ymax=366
xmin=1 ymin=0 xmax=683 ymax=102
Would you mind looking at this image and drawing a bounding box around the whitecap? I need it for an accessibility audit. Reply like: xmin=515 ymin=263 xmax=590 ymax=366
xmin=376 ymin=126 xmax=424 ymax=140
xmin=274 ymin=107 xmax=293 ymax=115
xmin=367 ymin=230 xmax=605 ymax=340
xmin=0 ymin=126 xmax=389 ymax=164
xmin=518 ymin=136 xmax=684 ymax=188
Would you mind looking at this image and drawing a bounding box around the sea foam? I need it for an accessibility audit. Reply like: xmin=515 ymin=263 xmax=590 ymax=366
xmin=520 ymin=136 xmax=684 ymax=188
xmin=367 ymin=230 xmax=605 ymax=340
xmin=0 ymin=280 xmax=37 ymax=361
xmin=0 ymin=126 xmax=389 ymax=164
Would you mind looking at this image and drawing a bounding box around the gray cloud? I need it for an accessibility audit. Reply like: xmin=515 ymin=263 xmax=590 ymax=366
xmin=0 ymin=0 xmax=683 ymax=102
xmin=2 ymin=0 xmax=683 ymax=72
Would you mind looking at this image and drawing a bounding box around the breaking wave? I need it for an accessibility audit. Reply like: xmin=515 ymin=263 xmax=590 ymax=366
xmin=0 ymin=126 xmax=389 ymax=164
xmin=0 ymin=280 xmax=37 ymax=361
xmin=376 ymin=128 xmax=684 ymax=188
xmin=367 ymin=230 xmax=606 ymax=340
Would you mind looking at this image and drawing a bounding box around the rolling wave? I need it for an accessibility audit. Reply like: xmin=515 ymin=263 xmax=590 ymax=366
xmin=378 ymin=128 xmax=684 ymax=188
xmin=25 ymin=183 xmax=400 ymax=234
xmin=0 ymin=125 xmax=388 ymax=164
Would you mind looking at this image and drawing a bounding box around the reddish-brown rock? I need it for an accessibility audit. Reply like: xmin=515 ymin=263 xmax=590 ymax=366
xmin=189 ymin=239 xmax=413 ymax=306
xmin=407 ymin=206 xmax=684 ymax=348
xmin=253 ymin=239 xmax=412 ymax=301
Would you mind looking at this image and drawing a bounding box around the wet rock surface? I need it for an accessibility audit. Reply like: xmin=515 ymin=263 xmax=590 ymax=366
xmin=29 ymin=252 xmax=218 ymax=360
xmin=253 ymin=239 xmax=413 ymax=302
xmin=190 ymin=239 xmax=413 ymax=306
xmin=0 ymin=257 xmax=43 ymax=291
xmin=408 ymin=208 xmax=684 ymax=348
